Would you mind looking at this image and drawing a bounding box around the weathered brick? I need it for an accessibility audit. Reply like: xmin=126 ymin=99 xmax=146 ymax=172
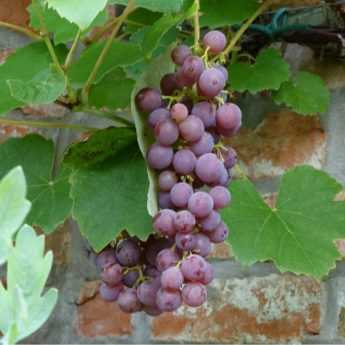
xmin=22 ymin=104 xmax=69 ymax=118
xmin=209 ymin=242 xmax=233 ymax=260
xmin=0 ymin=0 xmax=30 ymax=26
xmin=151 ymin=274 xmax=321 ymax=344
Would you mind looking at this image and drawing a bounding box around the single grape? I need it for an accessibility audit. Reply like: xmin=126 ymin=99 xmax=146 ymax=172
xmin=193 ymin=233 xmax=211 ymax=257
xmin=160 ymin=73 xmax=179 ymax=95
xmin=170 ymin=182 xmax=193 ymax=208
xmin=115 ymin=239 xmax=141 ymax=267
xmin=191 ymin=101 xmax=216 ymax=128
xmin=203 ymin=30 xmax=227 ymax=54
xmin=175 ymin=233 xmax=197 ymax=251
xmin=195 ymin=153 xmax=223 ymax=184
xmin=182 ymin=283 xmax=207 ymax=307
xmin=198 ymin=68 xmax=225 ymax=99
xmin=147 ymin=143 xmax=173 ymax=170
xmin=122 ymin=270 xmax=140 ymax=288
xmin=145 ymin=237 xmax=174 ymax=266
xmin=95 ymin=249 xmax=117 ymax=270
xmin=171 ymin=103 xmax=189 ymax=123
xmin=209 ymin=186 xmax=231 ymax=209
xmin=214 ymin=64 xmax=228 ymax=83
xmin=158 ymin=170 xmax=178 ymax=192
xmin=216 ymin=103 xmax=242 ymax=136
xmin=101 ymin=263 xmax=123 ymax=286
xmin=179 ymin=115 xmax=205 ymax=143
xmin=200 ymin=210 xmax=221 ymax=233
xmin=148 ymin=108 xmax=170 ymax=129
xmin=156 ymin=248 xmax=179 ymax=272
xmin=181 ymin=55 xmax=205 ymax=85
xmin=144 ymin=265 xmax=160 ymax=278
xmin=155 ymin=119 xmax=179 ymax=146
xmin=118 ymin=288 xmax=142 ymax=313
xmin=209 ymin=221 xmax=229 ymax=243
xmin=218 ymin=165 xmax=230 ymax=187
xmin=190 ymin=132 xmax=214 ymax=157
xmin=158 ymin=192 xmax=174 ymax=209
xmin=171 ymin=44 xmax=192 ymax=65
xmin=188 ymin=192 xmax=214 ymax=218
xmin=173 ymin=149 xmax=197 ymax=175
xmin=135 ymin=88 xmax=162 ymax=114
xmin=137 ymin=278 xmax=161 ymax=307
xmin=156 ymin=288 xmax=182 ymax=312
xmin=144 ymin=305 xmax=162 ymax=316
xmin=200 ymin=262 xmax=214 ymax=285
xmin=153 ymin=209 xmax=176 ymax=237
xmin=175 ymin=68 xmax=190 ymax=88
xmin=220 ymin=147 xmax=237 ymax=169
xmin=174 ymin=210 xmax=196 ymax=234
xmin=180 ymin=254 xmax=208 ymax=282
xmin=99 ymin=282 xmax=122 ymax=301
xmin=161 ymin=266 xmax=184 ymax=291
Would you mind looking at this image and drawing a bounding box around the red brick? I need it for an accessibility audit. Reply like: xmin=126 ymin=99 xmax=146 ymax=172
xmin=151 ymin=274 xmax=321 ymax=343
xmin=0 ymin=0 xmax=30 ymax=27
xmin=209 ymin=242 xmax=233 ymax=259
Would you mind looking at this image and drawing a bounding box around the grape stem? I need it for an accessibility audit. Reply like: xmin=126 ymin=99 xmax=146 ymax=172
xmin=64 ymin=29 xmax=81 ymax=70
xmin=0 ymin=21 xmax=42 ymax=40
xmin=193 ymin=0 xmax=201 ymax=52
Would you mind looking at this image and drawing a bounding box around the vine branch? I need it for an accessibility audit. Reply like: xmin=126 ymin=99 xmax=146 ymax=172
xmin=64 ymin=29 xmax=81 ymax=70
xmin=0 ymin=21 xmax=42 ymax=40
xmin=193 ymin=0 xmax=201 ymax=52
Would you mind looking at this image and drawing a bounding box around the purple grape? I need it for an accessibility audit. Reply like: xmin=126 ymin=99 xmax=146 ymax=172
xmin=101 ymin=263 xmax=123 ymax=286
xmin=170 ymin=182 xmax=193 ymax=208
xmin=118 ymin=288 xmax=142 ymax=313
xmin=209 ymin=186 xmax=231 ymax=209
xmin=179 ymin=115 xmax=205 ymax=143
xmin=182 ymin=283 xmax=207 ymax=307
xmin=193 ymin=233 xmax=211 ymax=257
xmin=148 ymin=108 xmax=170 ymax=129
xmin=115 ymin=239 xmax=141 ymax=267
xmin=174 ymin=210 xmax=196 ymax=234
xmin=135 ymin=88 xmax=162 ymax=113
xmin=145 ymin=237 xmax=173 ymax=266
xmin=195 ymin=153 xmax=223 ymax=184
xmin=218 ymin=165 xmax=230 ymax=187
xmin=198 ymin=68 xmax=225 ymax=99
xmin=214 ymin=64 xmax=228 ymax=83
xmin=216 ymin=103 xmax=242 ymax=136
xmin=173 ymin=149 xmax=197 ymax=175
xmin=156 ymin=249 xmax=179 ymax=272
xmin=99 ymin=282 xmax=122 ymax=301
xmin=147 ymin=143 xmax=173 ymax=170
xmin=200 ymin=262 xmax=214 ymax=285
xmin=122 ymin=270 xmax=139 ymax=287
xmin=156 ymin=288 xmax=182 ymax=312
xmin=158 ymin=192 xmax=174 ymax=209
xmin=153 ymin=209 xmax=176 ymax=237
xmin=209 ymin=221 xmax=229 ymax=243
xmin=155 ymin=119 xmax=179 ymax=146
xmin=203 ymin=30 xmax=227 ymax=54
xmin=175 ymin=233 xmax=197 ymax=251
xmin=175 ymin=67 xmax=190 ymax=88
xmin=171 ymin=45 xmax=191 ymax=65
xmin=190 ymin=132 xmax=214 ymax=156
xmin=180 ymin=254 xmax=208 ymax=282
xmin=96 ymin=249 xmax=116 ymax=270
xmin=188 ymin=192 xmax=214 ymax=218
xmin=161 ymin=266 xmax=184 ymax=291
xmin=171 ymin=103 xmax=189 ymax=123
xmin=191 ymin=102 xmax=216 ymax=128
xmin=200 ymin=210 xmax=221 ymax=232
xmin=144 ymin=265 xmax=160 ymax=278
xmin=137 ymin=278 xmax=160 ymax=307
xmin=158 ymin=170 xmax=178 ymax=192
xmin=160 ymin=73 xmax=179 ymax=95
xmin=144 ymin=305 xmax=162 ymax=316
xmin=181 ymin=56 xmax=205 ymax=85
xmin=220 ymin=147 xmax=237 ymax=169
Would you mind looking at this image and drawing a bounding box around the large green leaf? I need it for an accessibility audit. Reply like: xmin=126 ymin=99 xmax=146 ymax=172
xmin=44 ymin=0 xmax=108 ymax=29
xmin=109 ymin=0 xmax=186 ymax=13
xmin=0 ymin=167 xmax=31 ymax=265
xmin=229 ymin=48 xmax=290 ymax=93
xmin=273 ymin=71 xmax=330 ymax=115
xmin=0 ymin=135 xmax=72 ymax=234
xmin=223 ymin=166 xmax=345 ymax=278
xmin=0 ymin=42 xmax=66 ymax=115
xmin=200 ymin=0 xmax=259 ymax=27
xmin=70 ymin=142 xmax=152 ymax=252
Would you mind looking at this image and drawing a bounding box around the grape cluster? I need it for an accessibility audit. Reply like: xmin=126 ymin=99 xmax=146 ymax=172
xmin=96 ymin=30 xmax=241 ymax=316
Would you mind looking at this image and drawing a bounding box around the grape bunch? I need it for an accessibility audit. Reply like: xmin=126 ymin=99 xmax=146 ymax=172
xmin=96 ymin=30 xmax=241 ymax=316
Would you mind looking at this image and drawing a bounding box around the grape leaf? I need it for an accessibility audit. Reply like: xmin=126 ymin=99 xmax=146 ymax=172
xmin=44 ymin=0 xmax=108 ymax=29
xmin=0 ymin=42 xmax=66 ymax=115
xmin=64 ymin=127 xmax=136 ymax=168
xmin=68 ymin=41 xmax=142 ymax=87
xmin=0 ymin=167 xmax=31 ymax=265
xmin=109 ymin=0 xmax=186 ymax=13
xmin=0 ymin=135 xmax=72 ymax=234
xmin=273 ymin=71 xmax=330 ymax=115
xmin=200 ymin=0 xmax=259 ymax=27
xmin=70 ymin=142 xmax=152 ymax=252
xmin=131 ymin=46 xmax=175 ymax=217
xmin=222 ymin=166 xmax=345 ymax=279
xmin=89 ymin=69 xmax=135 ymax=110
xmin=229 ymin=48 xmax=290 ymax=93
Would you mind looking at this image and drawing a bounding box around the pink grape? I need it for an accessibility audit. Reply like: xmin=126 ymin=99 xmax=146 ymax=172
xmin=137 ymin=278 xmax=161 ymax=307
xmin=209 ymin=186 xmax=231 ymax=209
xmin=182 ymin=283 xmax=207 ymax=307
xmin=214 ymin=64 xmax=228 ymax=82
xmin=173 ymin=149 xmax=197 ymax=175
xmin=175 ymin=233 xmax=196 ymax=251
xmin=181 ymin=55 xmax=204 ymax=85
xmin=135 ymin=88 xmax=162 ymax=114
xmin=158 ymin=170 xmax=178 ymax=192
xmin=155 ymin=119 xmax=179 ymax=146
xmin=200 ymin=262 xmax=214 ymax=285
xmin=209 ymin=221 xmax=229 ymax=243
xmin=101 ymin=263 xmax=123 ymax=286
xmin=203 ymin=30 xmax=227 ymax=54
xmin=99 ymin=282 xmax=122 ymax=301
xmin=171 ymin=103 xmax=189 ymax=123
xmin=195 ymin=153 xmax=223 ymax=184
xmin=179 ymin=115 xmax=205 ymax=143
xmin=96 ymin=249 xmax=116 ymax=270
xmin=160 ymin=73 xmax=179 ymax=95
xmin=198 ymin=68 xmax=225 ymax=99
xmin=115 ymin=239 xmax=141 ymax=267
xmin=190 ymin=132 xmax=214 ymax=156
xmin=200 ymin=210 xmax=221 ymax=232
xmin=158 ymin=192 xmax=174 ymax=209
xmin=170 ymin=182 xmax=193 ymax=208
xmin=194 ymin=233 xmax=212 ymax=257
xmin=118 ymin=288 xmax=142 ymax=313
xmin=156 ymin=249 xmax=179 ymax=271
xmin=171 ymin=44 xmax=191 ymax=65
xmin=218 ymin=165 xmax=230 ymax=186
xmin=174 ymin=210 xmax=196 ymax=234
xmin=153 ymin=209 xmax=176 ymax=237
xmin=161 ymin=266 xmax=184 ymax=290
xmin=147 ymin=143 xmax=173 ymax=170
xmin=191 ymin=101 xmax=216 ymax=128
xmin=156 ymin=288 xmax=182 ymax=312
xmin=180 ymin=254 xmax=208 ymax=282
xmin=188 ymin=192 xmax=214 ymax=218
xmin=148 ymin=108 xmax=170 ymax=129
xmin=216 ymin=103 xmax=242 ymax=136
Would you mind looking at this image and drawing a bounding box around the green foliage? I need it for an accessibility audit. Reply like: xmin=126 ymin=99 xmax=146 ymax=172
xmin=223 ymin=166 xmax=345 ymax=278
xmin=0 ymin=167 xmax=30 ymax=265
xmin=273 ymin=71 xmax=331 ymax=115
xmin=229 ymin=48 xmax=290 ymax=93
xmin=109 ymin=0 xmax=186 ymax=13
xmin=70 ymin=142 xmax=152 ymax=252
xmin=0 ymin=135 xmax=72 ymax=234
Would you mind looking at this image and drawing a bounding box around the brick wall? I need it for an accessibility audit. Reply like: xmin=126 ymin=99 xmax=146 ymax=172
xmin=2 ymin=2 xmax=345 ymax=344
